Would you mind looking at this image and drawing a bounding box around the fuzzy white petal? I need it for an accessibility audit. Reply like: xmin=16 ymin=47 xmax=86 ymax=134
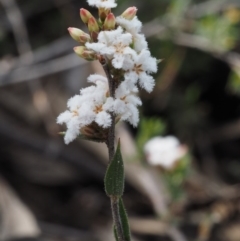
xmin=139 ymin=72 xmax=155 ymax=92
xmin=57 ymin=111 xmax=73 ymax=124
xmin=87 ymin=0 xmax=117 ymax=8
xmin=95 ymin=112 xmax=112 ymax=128
xmin=116 ymin=16 xmax=142 ymax=34
xmin=87 ymin=74 xmax=108 ymax=84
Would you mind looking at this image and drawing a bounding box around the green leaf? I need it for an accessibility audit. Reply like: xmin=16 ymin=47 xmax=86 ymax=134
xmin=104 ymin=140 xmax=124 ymax=197
xmin=113 ymin=226 xmax=119 ymax=241
xmin=119 ymin=198 xmax=131 ymax=241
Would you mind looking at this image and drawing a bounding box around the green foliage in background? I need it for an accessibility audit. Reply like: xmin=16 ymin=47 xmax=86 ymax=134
xmin=228 ymin=70 xmax=240 ymax=94
xmin=195 ymin=14 xmax=239 ymax=51
xmin=163 ymin=153 xmax=191 ymax=202
xmin=136 ymin=117 xmax=166 ymax=158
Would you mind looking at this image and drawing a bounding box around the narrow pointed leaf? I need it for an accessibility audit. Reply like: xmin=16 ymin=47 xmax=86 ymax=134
xmin=119 ymin=198 xmax=131 ymax=241
xmin=104 ymin=140 xmax=124 ymax=197
xmin=113 ymin=225 xmax=119 ymax=241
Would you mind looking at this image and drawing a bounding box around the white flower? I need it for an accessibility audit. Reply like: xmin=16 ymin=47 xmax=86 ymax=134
xmin=113 ymin=80 xmax=142 ymax=126
xmin=144 ymin=136 xmax=187 ymax=170
xmin=123 ymin=49 xmax=158 ymax=92
xmin=87 ymin=0 xmax=117 ymax=8
xmin=86 ymin=27 xmax=135 ymax=69
xmin=57 ymin=74 xmax=114 ymax=144
xmin=133 ymin=34 xmax=148 ymax=52
xmin=116 ymin=16 xmax=142 ymax=35
xmin=57 ymin=95 xmax=87 ymax=144
xmin=116 ymin=16 xmax=147 ymax=52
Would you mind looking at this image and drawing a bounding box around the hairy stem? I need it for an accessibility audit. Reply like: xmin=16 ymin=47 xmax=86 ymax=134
xmin=102 ymin=62 xmax=116 ymax=163
xmin=101 ymin=61 xmax=125 ymax=241
xmin=111 ymin=196 xmax=125 ymax=241
xmin=102 ymin=62 xmax=115 ymax=97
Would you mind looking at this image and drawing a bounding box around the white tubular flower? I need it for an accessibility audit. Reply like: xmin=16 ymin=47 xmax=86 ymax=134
xmin=144 ymin=136 xmax=188 ymax=170
xmin=86 ymin=27 xmax=134 ymax=69
xmin=57 ymin=74 xmax=114 ymax=144
xmin=123 ymin=49 xmax=158 ymax=92
xmin=113 ymin=81 xmax=142 ymax=127
xmin=87 ymin=0 xmax=117 ymax=8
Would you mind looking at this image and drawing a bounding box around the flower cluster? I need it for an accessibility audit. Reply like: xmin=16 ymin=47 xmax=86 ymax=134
xmin=57 ymin=0 xmax=159 ymax=144
xmin=144 ymin=136 xmax=187 ymax=170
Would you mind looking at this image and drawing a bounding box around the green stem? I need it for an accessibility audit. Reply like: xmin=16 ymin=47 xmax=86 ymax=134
xmin=101 ymin=60 xmax=125 ymax=241
xmin=111 ymin=196 xmax=125 ymax=241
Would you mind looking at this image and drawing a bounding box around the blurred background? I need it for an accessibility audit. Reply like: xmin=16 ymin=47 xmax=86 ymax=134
xmin=1 ymin=0 xmax=240 ymax=240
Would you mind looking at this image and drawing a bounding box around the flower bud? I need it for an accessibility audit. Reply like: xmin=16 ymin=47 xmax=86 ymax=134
xmin=103 ymin=13 xmax=116 ymax=30
xmin=88 ymin=17 xmax=99 ymax=42
xmin=121 ymin=7 xmax=137 ymax=20
xmin=68 ymin=27 xmax=91 ymax=43
xmin=80 ymin=8 xmax=93 ymax=24
xmin=98 ymin=7 xmax=111 ymax=22
xmin=88 ymin=17 xmax=99 ymax=33
xmin=73 ymin=46 xmax=97 ymax=61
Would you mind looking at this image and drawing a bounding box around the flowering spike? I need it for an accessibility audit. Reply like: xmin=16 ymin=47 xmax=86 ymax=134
xmin=121 ymin=7 xmax=137 ymax=20
xmin=80 ymin=8 xmax=93 ymax=24
xmin=103 ymin=13 xmax=116 ymax=30
xmin=58 ymin=1 xmax=160 ymax=144
xmin=68 ymin=27 xmax=91 ymax=43
xmin=73 ymin=46 xmax=97 ymax=61
xmin=99 ymin=7 xmax=111 ymax=22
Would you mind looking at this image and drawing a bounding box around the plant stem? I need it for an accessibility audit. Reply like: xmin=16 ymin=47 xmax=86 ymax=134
xmin=111 ymin=196 xmax=125 ymax=241
xmin=102 ymin=62 xmax=116 ymax=163
xmin=102 ymin=62 xmax=115 ymax=97
xmin=101 ymin=61 xmax=125 ymax=241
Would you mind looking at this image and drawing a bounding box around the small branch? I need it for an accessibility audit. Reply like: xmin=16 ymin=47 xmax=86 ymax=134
xmin=110 ymin=196 xmax=124 ymax=241
xmin=143 ymin=19 xmax=240 ymax=72
xmin=0 ymin=0 xmax=57 ymax=135
xmin=187 ymin=0 xmax=240 ymax=18
xmin=0 ymin=53 xmax=87 ymax=86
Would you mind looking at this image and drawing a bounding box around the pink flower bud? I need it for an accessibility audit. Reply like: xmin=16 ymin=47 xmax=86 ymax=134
xmin=88 ymin=17 xmax=99 ymax=42
xmin=80 ymin=8 xmax=93 ymax=24
xmin=68 ymin=27 xmax=91 ymax=43
xmin=88 ymin=17 xmax=99 ymax=33
xmin=73 ymin=46 xmax=97 ymax=61
xmin=121 ymin=7 xmax=137 ymax=20
xmin=103 ymin=13 xmax=116 ymax=30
